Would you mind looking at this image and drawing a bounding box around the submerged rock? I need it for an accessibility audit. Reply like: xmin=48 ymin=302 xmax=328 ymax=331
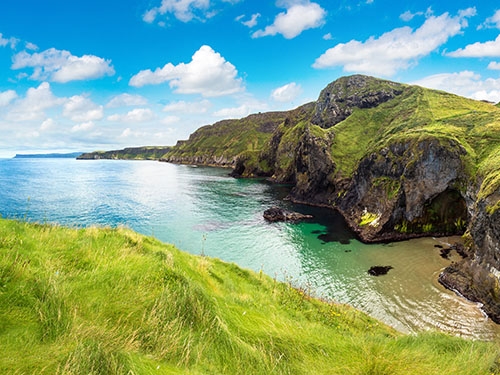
xmin=263 ymin=207 xmax=313 ymax=223
xmin=368 ymin=266 xmax=393 ymax=276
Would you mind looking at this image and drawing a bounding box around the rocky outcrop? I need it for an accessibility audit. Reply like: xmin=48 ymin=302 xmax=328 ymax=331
xmin=335 ymin=138 xmax=469 ymax=242
xmin=263 ymin=207 xmax=313 ymax=222
xmin=311 ymin=75 xmax=404 ymax=128
xmin=439 ymin=190 xmax=500 ymax=323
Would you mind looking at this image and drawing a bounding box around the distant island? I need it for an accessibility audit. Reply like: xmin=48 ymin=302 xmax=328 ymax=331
xmin=77 ymin=146 xmax=171 ymax=160
xmin=14 ymin=152 xmax=84 ymax=159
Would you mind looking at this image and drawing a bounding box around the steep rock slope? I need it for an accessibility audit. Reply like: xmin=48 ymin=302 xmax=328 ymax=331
xmin=162 ymin=75 xmax=500 ymax=323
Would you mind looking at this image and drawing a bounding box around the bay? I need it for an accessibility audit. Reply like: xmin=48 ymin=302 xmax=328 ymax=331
xmin=1 ymin=158 xmax=498 ymax=340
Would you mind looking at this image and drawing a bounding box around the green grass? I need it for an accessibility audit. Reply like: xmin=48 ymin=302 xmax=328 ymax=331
xmin=1 ymin=218 xmax=499 ymax=374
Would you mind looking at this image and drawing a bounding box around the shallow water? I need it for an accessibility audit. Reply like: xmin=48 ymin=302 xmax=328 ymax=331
xmin=1 ymin=158 xmax=498 ymax=339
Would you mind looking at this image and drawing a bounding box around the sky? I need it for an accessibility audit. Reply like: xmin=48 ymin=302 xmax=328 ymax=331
xmin=1 ymin=0 xmax=500 ymax=157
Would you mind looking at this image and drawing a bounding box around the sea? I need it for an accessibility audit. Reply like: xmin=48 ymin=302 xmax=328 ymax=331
xmin=1 ymin=157 xmax=498 ymax=340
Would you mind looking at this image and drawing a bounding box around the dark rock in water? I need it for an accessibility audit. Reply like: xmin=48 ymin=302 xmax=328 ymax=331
xmin=438 ymin=243 xmax=468 ymax=260
xmin=368 ymin=266 xmax=393 ymax=276
xmin=263 ymin=207 xmax=313 ymax=223
xmin=440 ymin=248 xmax=452 ymax=259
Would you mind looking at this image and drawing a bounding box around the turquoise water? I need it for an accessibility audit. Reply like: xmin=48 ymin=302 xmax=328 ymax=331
xmin=1 ymin=158 xmax=498 ymax=339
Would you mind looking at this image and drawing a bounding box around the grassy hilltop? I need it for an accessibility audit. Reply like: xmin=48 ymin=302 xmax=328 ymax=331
xmin=1 ymin=218 xmax=499 ymax=374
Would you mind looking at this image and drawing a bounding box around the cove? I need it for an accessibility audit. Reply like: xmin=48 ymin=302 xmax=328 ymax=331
xmin=1 ymin=158 xmax=498 ymax=340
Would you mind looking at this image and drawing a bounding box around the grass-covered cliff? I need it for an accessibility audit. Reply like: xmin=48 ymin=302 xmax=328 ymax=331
xmin=1 ymin=218 xmax=499 ymax=374
xmin=77 ymin=146 xmax=172 ymax=160
xmin=161 ymin=74 xmax=500 ymax=324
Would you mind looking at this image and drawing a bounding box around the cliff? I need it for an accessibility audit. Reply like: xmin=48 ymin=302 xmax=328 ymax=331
xmin=163 ymin=74 xmax=500 ymax=323
xmin=77 ymin=146 xmax=171 ymax=160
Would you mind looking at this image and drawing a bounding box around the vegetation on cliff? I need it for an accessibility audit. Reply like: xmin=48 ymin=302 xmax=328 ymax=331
xmin=77 ymin=146 xmax=172 ymax=160
xmin=1 ymin=218 xmax=499 ymax=374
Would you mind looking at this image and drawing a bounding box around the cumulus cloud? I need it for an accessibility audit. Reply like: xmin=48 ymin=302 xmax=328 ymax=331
xmin=129 ymin=45 xmax=243 ymax=97
xmin=163 ymin=99 xmax=211 ymax=113
xmin=447 ymin=35 xmax=500 ymax=57
xmin=107 ymin=108 xmax=156 ymax=123
xmin=271 ymin=82 xmax=302 ymax=102
xmin=106 ymin=93 xmax=148 ymax=108
xmin=71 ymin=121 xmax=95 ymax=133
xmin=412 ymin=70 xmax=500 ymax=103
xmin=63 ymin=95 xmax=104 ymax=122
xmin=6 ymin=82 xmax=65 ymax=122
xmin=40 ymin=118 xmax=56 ymax=131
xmin=212 ymin=104 xmax=252 ymax=118
xmin=313 ymin=9 xmax=475 ymax=76
xmin=0 ymin=90 xmax=18 ymax=107
xmin=12 ymin=48 xmax=115 ymax=83
xmin=488 ymin=61 xmax=500 ymax=70
xmin=252 ymin=1 xmax=326 ymax=39
xmin=143 ymin=0 xmax=210 ymax=23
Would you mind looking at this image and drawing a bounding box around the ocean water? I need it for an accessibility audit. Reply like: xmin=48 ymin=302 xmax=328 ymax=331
xmin=1 ymin=158 xmax=498 ymax=340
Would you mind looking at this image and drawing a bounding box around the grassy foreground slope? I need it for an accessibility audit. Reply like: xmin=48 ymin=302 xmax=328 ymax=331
xmin=1 ymin=218 xmax=499 ymax=375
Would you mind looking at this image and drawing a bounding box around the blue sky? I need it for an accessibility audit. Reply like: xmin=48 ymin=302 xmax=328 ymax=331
xmin=1 ymin=0 xmax=500 ymax=156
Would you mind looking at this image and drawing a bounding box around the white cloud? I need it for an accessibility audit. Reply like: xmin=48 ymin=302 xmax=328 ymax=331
xmin=161 ymin=115 xmax=181 ymax=125
xmin=400 ymin=10 xmax=424 ymax=22
xmin=412 ymin=71 xmax=500 ymax=103
xmin=480 ymin=10 xmax=500 ymax=29
xmin=271 ymin=82 xmax=302 ymax=102
xmin=488 ymin=61 xmax=500 ymax=70
xmin=71 ymin=121 xmax=95 ymax=133
xmin=6 ymin=82 xmax=65 ymax=122
xmin=313 ymin=9 xmax=475 ymax=76
xmin=107 ymin=108 xmax=156 ymax=123
xmin=238 ymin=13 xmax=260 ymax=28
xmin=212 ymin=96 xmax=268 ymax=119
xmin=129 ymin=45 xmax=244 ymax=97
xmin=0 ymin=90 xmax=18 ymax=107
xmin=63 ymin=95 xmax=104 ymax=122
xmin=40 ymin=118 xmax=56 ymax=131
xmin=143 ymin=0 xmax=210 ymax=23
xmin=447 ymin=35 xmax=500 ymax=57
xmin=25 ymin=42 xmax=38 ymax=51
xmin=12 ymin=48 xmax=115 ymax=83
xmin=0 ymin=33 xmax=19 ymax=49
xmin=163 ymin=99 xmax=211 ymax=113
xmin=213 ymin=104 xmax=252 ymax=118
xmin=253 ymin=1 xmax=326 ymax=39
xmin=323 ymin=33 xmax=333 ymax=40
xmin=106 ymin=93 xmax=148 ymax=108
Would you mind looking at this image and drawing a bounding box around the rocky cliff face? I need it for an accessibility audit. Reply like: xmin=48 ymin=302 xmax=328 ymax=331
xmin=439 ymin=189 xmax=500 ymax=323
xmin=312 ymin=75 xmax=404 ymax=128
xmin=334 ymin=138 xmax=469 ymax=242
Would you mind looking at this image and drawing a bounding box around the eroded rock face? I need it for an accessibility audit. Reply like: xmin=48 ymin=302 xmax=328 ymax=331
xmin=335 ymin=138 xmax=469 ymax=242
xmin=439 ymin=192 xmax=500 ymax=323
xmin=311 ymin=75 xmax=404 ymax=129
